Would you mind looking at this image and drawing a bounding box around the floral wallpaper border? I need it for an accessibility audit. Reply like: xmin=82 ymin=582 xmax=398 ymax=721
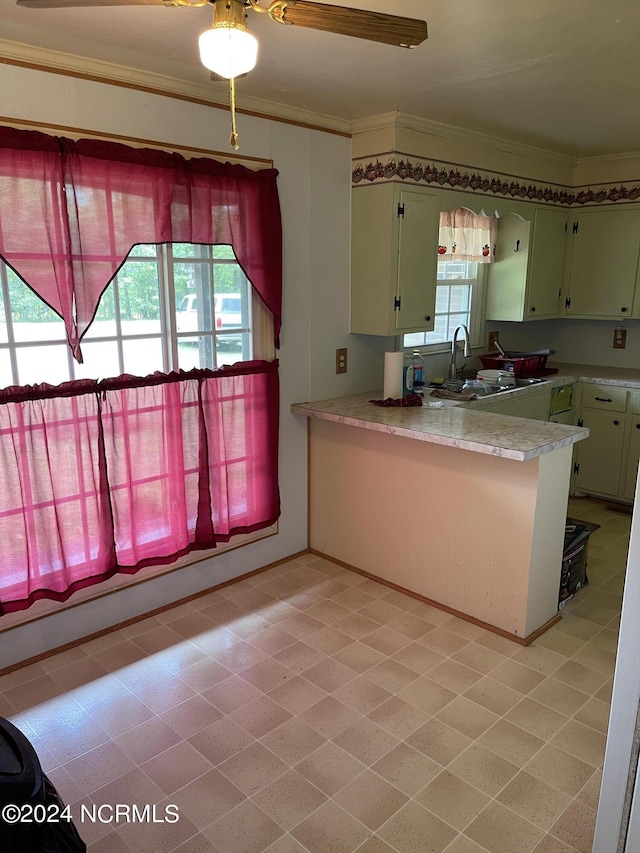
xmin=352 ymin=156 xmax=640 ymax=207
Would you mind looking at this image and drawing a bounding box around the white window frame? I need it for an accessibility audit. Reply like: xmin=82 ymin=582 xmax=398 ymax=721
xmin=403 ymin=260 xmax=486 ymax=355
xmin=0 ymin=243 xmax=269 ymax=389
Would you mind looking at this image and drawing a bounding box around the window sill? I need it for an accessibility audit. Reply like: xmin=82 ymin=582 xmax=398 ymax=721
xmin=0 ymin=524 xmax=277 ymax=636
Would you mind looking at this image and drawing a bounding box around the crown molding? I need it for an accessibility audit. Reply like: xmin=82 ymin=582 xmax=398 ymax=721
xmin=0 ymin=38 xmax=351 ymax=137
xmin=350 ymin=111 xmax=578 ymax=169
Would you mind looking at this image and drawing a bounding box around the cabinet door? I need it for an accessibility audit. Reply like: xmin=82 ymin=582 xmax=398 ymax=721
xmin=485 ymin=214 xmax=530 ymax=321
xmin=623 ymin=420 xmax=640 ymax=501
xmin=526 ymin=208 xmax=566 ymax=318
xmin=395 ymin=190 xmax=439 ymax=332
xmin=350 ymin=184 xmax=439 ymax=336
xmin=575 ymin=410 xmax=627 ymax=496
xmin=565 ymin=210 xmax=640 ymax=317
xmin=485 ymin=208 xmax=566 ymax=321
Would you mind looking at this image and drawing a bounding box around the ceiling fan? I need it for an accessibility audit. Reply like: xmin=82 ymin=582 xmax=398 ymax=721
xmin=16 ymin=0 xmax=428 ymax=147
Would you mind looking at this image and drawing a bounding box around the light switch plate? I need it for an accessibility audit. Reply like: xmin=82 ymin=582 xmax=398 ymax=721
xmin=488 ymin=331 xmax=500 ymax=351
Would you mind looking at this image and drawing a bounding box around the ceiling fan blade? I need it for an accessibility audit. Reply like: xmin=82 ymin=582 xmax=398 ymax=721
xmin=279 ymin=1 xmax=427 ymax=48
xmin=17 ymin=0 xmax=169 ymax=8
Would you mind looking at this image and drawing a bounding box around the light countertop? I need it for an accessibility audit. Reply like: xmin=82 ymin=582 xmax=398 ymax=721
xmin=291 ymin=391 xmax=587 ymax=462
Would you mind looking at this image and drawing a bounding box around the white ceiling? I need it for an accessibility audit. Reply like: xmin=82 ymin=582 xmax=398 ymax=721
xmin=4 ymin=0 xmax=640 ymax=158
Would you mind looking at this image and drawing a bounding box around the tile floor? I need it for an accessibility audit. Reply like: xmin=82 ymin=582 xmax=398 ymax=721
xmin=0 ymin=497 xmax=629 ymax=853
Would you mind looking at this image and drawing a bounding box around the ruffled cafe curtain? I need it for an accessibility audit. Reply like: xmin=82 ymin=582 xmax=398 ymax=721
xmin=438 ymin=207 xmax=498 ymax=263
xmin=0 ymin=126 xmax=283 ymax=361
xmin=0 ymin=361 xmax=280 ymax=615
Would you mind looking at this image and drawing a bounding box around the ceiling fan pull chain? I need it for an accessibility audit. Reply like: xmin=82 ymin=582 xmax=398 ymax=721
xmin=229 ymin=76 xmax=240 ymax=150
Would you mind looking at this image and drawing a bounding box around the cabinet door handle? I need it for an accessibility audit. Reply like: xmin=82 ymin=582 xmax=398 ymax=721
xmin=424 ymin=315 xmax=431 ymax=321
xmin=594 ymin=397 xmax=613 ymax=402
xmin=530 ymin=306 xmax=536 ymax=312
xmin=614 ymin=420 xmax=620 ymax=426
xmin=636 ymin=424 xmax=640 ymax=429
xmin=621 ymin=307 xmax=628 ymax=312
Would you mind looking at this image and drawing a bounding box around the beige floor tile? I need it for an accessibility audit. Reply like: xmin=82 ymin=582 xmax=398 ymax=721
xmin=187 ymin=716 xmax=255 ymax=765
xmin=447 ymin=744 xmax=519 ymax=796
xmin=391 ymin=641 xmax=446 ymax=674
xmin=260 ymin=716 xmax=326 ymax=765
xmin=442 ymin=837 xmax=493 ymax=853
xmin=168 ymin=770 xmax=245 ymax=830
xmin=366 ymin=696 xmax=430 ymax=739
xmin=473 ymin=631 xmax=520 ymax=658
xmin=303 ymin=658 xmax=357 ymax=692
xmin=451 ymin=642 xmax=508 ymax=676
xmin=571 ymin=642 xmax=617 ymax=676
xmin=357 ymin=599 xmax=406 ymax=625
xmin=291 ymin=800 xmax=371 ymax=853
xmin=550 ymin=660 xmax=609 ymax=695
xmin=159 ymin=693 xmax=224 ymax=738
xmin=89 ymin=691 xmax=155 ymax=737
xmin=64 ymin=739 xmax=136 ymax=794
xmin=49 ymin=656 xmax=111 ymax=691
xmin=271 ymin=640 xmax=326 ymax=674
xmin=524 ymin=744 xmax=596 ymax=796
xmin=206 ymin=799 xmax=284 ymax=852
xmin=377 ymin=800 xmax=457 ymax=853
xmin=503 ymin=698 xmax=569 ymax=742
xmin=435 ymin=696 xmax=500 ymax=740
xmin=334 ymin=768 xmax=409 ymax=830
xmin=576 ymin=769 xmax=603 ymax=812
xmin=133 ymin=672 xmax=198 ymax=714
xmin=464 ymin=801 xmax=543 ymax=853
xmin=489 ymin=659 xmax=546 ymax=695
xmin=385 ymin=613 xmax=437 ymax=640
xmin=549 ymin=798 xmax=597 ymax=853
xmin=207 ymin=638 xmax=267 ymax=671
xmin=406 ymin=718 xmax=473 ymax=767
xmin=428 ymin=659 xmax=484 ymax=693
xmin=415 ymin=769 xmax=490 ymax=830
xmin=371 ymin=742 xmax=442 ymax=796
xmin=534 ymin=629 xmax=588 ymax=658
xmin=217 ymin=741 xmax=288 ymax=795
xmin=113 ymin=715 xmax=182 ymax=764
xmin=595 ymin=677 xmax=613 ymax=703
xmin=277 ymin=612 xmax=326 ymax=639
xmin=511 ymin=644 xmax=566 ymax=676
xmin=353 ymin=836 xmax=399 ymax=853
xmin=332 ymin=675 xmax=393 ymax=715
xmin=304 ymin=625 xmax=354 ymax=654
xmin=496 ymin=770 xmax=571 ymax=830
xmin=295 ymin=741 xmax=366 ymax=795
xmin=240 ymin=658 xmax=295 ymax=693
xmin=528 ymin=677 xmax=590 ymax=717
xmin=418 ymin=628 xmax=471 ymax=656
xmin=363 ymin=659 xmax=421 ymax=693
xmin=333 ymin=718 xmax=400 ymax=766
xmin=201 ymin=674 xmax=263 ymax=714
xmin=267 ymin=674 xmax=328 ymax=714
xmin=477 ymin=719 xmax=545 ymax=767
xmin=549 ymin=719 xmax=607 ymax=767
xmin=397 ymin=675 xmax=458 ymax=715
xmin=332 ymin=641 xmax=387 ymax=674
xmin=229 ymin=694 xmax=293 ymax=738
xmin=532 ymin=833 xmax=584 ymax=852
xmin=142 ymin=739 xmax=213 ymax=794
xmin=329 ymin=586 xmax=378 ymax=611
xmin=252 ymin=768 xmax=327 ymax=831
xmin=299 ymin=695 xmax=361 ymax=739
xmin=361 ymin=627 xmax=413 ymax=656
xmin=330 ymin=613 xmax=381 ymax=641
xmin=463 ymin=677 xmax=523 ymax=716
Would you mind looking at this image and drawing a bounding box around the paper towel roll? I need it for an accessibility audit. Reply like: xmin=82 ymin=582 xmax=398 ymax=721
xmin=383 ymin=351 xmax=404 ymax=399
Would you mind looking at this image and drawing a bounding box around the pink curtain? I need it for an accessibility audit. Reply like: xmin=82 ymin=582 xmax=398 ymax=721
xmin=0 ymin=127 xmax=282 ymax=361
xmin=438 ymin=207 xmax=498 ymax=262
xmin=0 ymin=360 xmax=280 ymax=614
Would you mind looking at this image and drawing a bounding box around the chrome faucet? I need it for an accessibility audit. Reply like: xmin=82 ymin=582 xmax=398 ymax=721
xmin=448 ymin=324 xmax=471 ymax=380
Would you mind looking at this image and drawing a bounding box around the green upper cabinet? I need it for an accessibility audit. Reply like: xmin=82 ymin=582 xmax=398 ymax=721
xmin=564 ymin=208 xmax=640 ymax=318
xmin=350 ymin=183 xmax=439 ymax=336
xmin=485 ymin=208 xmax=567 ymax=322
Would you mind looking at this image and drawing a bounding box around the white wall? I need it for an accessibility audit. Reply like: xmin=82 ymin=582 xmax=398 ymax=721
xmin=0 ymin=63 xmax=383 ymax=667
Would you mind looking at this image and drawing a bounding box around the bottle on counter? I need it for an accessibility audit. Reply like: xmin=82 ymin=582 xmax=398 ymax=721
xmin=403 ymin=354 xmax=414 ymax=396
xmin=411 ymin=351 xmax=424 ymax=388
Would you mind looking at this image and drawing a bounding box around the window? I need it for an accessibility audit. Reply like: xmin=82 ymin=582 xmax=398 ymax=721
xmin=0 ymin=244 xmax=257 ymax=389
xmin=404 ymin=260 xmax=484 ymax=350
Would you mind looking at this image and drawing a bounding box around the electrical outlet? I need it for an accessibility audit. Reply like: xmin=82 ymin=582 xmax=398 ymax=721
xmin=614 ymin=328 xmax=627 ymax=349
xmin=488 ymin=331 xmax=500 ymax=351
xmin=336 ymin=348 xmax=347 ymax=374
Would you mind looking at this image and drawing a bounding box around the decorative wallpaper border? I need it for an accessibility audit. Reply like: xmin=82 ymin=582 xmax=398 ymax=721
xmin=352 ymin=155 xmax=640 ymax=207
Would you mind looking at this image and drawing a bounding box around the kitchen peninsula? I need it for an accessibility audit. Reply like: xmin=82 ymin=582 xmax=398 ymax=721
xmin=292 ymin=391 xmax=588 ymax=644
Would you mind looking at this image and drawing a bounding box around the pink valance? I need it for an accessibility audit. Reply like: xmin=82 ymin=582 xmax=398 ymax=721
xmin=438 ymin=207 xmax=497 ymax=263
xmin=0 ymin=126 xmax=282 ymax=361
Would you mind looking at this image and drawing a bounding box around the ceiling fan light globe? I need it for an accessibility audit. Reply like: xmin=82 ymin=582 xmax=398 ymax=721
xmin=198 ymin=26 xmax=258 ymax=79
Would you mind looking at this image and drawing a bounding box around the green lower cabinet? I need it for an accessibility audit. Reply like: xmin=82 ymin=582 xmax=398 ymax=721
xmin=574 ymin=409 xmax=627 ymax=498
